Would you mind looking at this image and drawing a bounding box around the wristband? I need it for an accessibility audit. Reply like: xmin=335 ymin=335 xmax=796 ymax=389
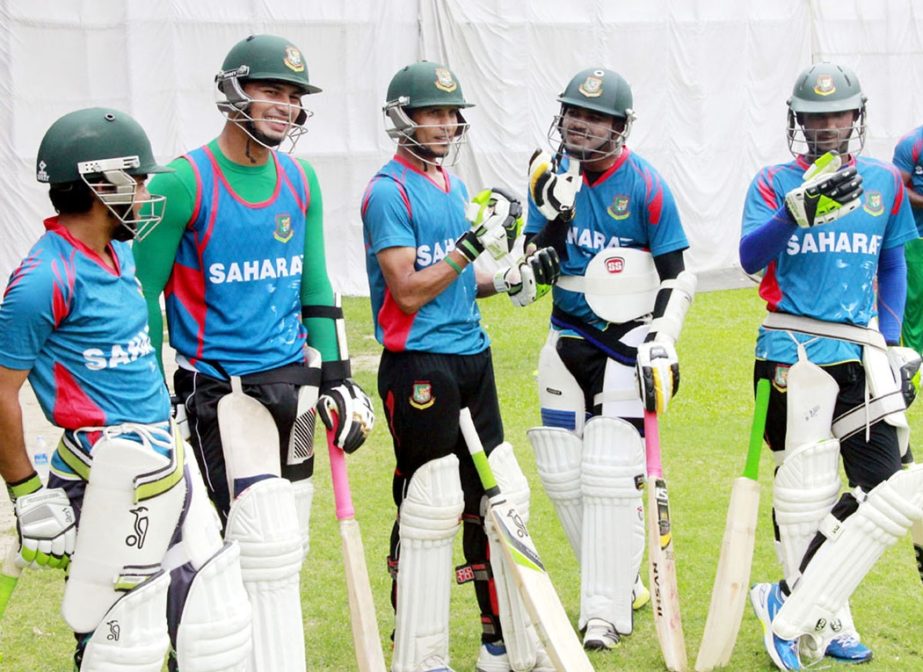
xmin=455 ymin=230 xmax=484 ymax=263
xmin=7 ymin=472 xmax=42 ymax=502
xmin=445 ymin=256 xmax=464 ymax=276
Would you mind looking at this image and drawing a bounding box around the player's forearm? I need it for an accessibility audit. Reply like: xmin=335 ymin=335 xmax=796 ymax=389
xmin=385 ymin=251 xmax=471 ymax=314
xmin=740 ymin=207 xmax=797 ymax=274
xmin=0 ymin=386 xmax=33 ymax=483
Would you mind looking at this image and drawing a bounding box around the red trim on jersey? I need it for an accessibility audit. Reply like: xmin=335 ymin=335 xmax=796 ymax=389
xmin=644 ymin=167 xmax=664 ymax=225
xmin=892 ymin=170 xmax=906 ymax=215
xmin=585 ymin=147 xmax=631 ymax=187
xmin=393 ymin=154 xmax=450 ymax=193
xmin=4 ymin=252 xmax=42 ymax=297
xmin=283 ymin=157 xmax=310 ymax=214
xmin=759 ymin=261 xmax=783 ymax=312
xmin=756 ymin=166 xmax=782 ymax=210
xmin=52 ymin=363 xmax=106 ymax=428
xmin=45 ymin=217 xmax=121 ymax=277
xmin=50 ymin=256 xmax=76 ymax=327
xmin=383 ymin=389 xmax=400 ymax=449
xmin=184 ymin=154 xmax=204 ymax=229
xmin=363 ymin=174 xmax=413 ymax=221
xmin=378 ymin=288 xmax=416 ymax=352
xmin=165 ymin=262 xmax=208 ymax=361
xmin=202 ymin=145 xmax=282 ymax=208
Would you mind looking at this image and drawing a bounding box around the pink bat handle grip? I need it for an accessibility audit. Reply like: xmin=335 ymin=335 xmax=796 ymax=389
xmin=643 ymin=409 xmax=663 ymax=479
xmin=327 ymin=427 xmax=355 ymax=521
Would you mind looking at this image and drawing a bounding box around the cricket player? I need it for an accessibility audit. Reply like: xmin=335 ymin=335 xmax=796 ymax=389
xmin=0 ymin=108 xmax=250 ymax=671
xmin=361 ymin=60 xmax=559 ymax=672
xmin=133 ymin=34 xmax=374 ymax=671
xmin=892 ymin=126 xmax=923 ymax=354
xmin=740 ymin=62 xmax=922 ymax=670
xmin=524 ymin=67 xmax=694 ymax=651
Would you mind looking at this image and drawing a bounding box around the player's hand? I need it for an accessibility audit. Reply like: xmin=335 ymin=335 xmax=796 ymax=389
xmin=529 ymin=149 xmax=581 ymax=221
xmin=785 ymin=151 xmax=863 ymax=228
xmin=888 ymin=345 xmax=921 ymax=408
xmin=493 ymin=246 xmax=560 ymax=307
xmin=317 ymin=378 xmax=375 ymax=453
xmin=636 ymin=340 xmax=680 ymax=414
xmin=456 ymin=188 xmax=522 ymax=262
xmin=12 ymin=479 xmax=76 ymax=570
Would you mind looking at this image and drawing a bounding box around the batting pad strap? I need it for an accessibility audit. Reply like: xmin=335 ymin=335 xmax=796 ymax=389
xmin=300 ymin=304 xmax=344 ymax=320
xmin=832 ymin=391 xmax=905 ymax=440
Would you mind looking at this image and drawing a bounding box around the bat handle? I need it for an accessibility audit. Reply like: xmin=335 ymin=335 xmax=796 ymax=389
xmin=643 ymin=409 xmax=663 ymax=479
xmin=326 ymin=421 xmax=355 ymax=521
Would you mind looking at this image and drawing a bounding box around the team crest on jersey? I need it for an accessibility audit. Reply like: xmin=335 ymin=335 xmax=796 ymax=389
xmin=607 ymin=194 xmax=631 ymax=220
xmin=36 ymin=160 xmax=49 ymax=183
xmin=813 ymin=74 xmax=836 ymax=96
xmin=409 ymin=381 xmax=435 ymax=409
xmin=274 ymin=214 xmax=294 ymax=242
xmin=579 ymin=72 xmax=604 ymax=98
xmin=283 ymin=46 xmax=305 ymax=73
xmin=434 ymin=68 xmax=457 ymax=93
xmin=863 ymin=191 xmax=884 ymax=216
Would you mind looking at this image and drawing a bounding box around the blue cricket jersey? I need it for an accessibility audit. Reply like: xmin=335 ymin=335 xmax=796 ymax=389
xmin=165 ymin=145 xmax=311 ymax=377
xmin=741 ymin=155 xmax=917 ymax=364
xmin=892 ymin=126 xmax=923 ymax=236
xmin=361 ymin=155 xmax=488 ymax=355
xmin=0 ymin=218 xmax=170 ymax=428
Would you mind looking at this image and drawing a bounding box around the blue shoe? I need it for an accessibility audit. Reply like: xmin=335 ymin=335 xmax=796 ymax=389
xmin=749 ymin=583 xmax=802 ymax=670
xmin=826 ymin=633 xmax=873 ymax=663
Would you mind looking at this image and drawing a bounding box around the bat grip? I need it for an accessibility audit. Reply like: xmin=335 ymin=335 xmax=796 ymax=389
xmin=643 ymin=409 xmax=663 ymax=479
xmin=326 ymin=419 xmax=355 ymax=521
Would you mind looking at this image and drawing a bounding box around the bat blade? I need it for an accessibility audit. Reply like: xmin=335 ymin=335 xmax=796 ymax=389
xmin=644 ymin=410 xmax=688 ymax=672
xmin=459 ymin=409 xmax=593 ymax=672
xmin=694 ymin=478 xmax=760 ymax=671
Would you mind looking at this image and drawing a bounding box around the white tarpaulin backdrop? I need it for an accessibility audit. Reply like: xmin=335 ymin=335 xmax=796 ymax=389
xmin=2 ymin=0 xmax=923 ymax=295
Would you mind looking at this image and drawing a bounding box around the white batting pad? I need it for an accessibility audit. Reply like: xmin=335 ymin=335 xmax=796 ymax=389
xmin=580 ymin=416 xmax=645 ymax=634
xmin=218 ymin=377 xmax=281 ymax=495
xmin=63 ymin=438 xmax=185 ymax=634
xmin=392 ymin=455 xmax=464 ymax=672
xmin=783 ymin=356 xmax=839 ymax=456
xmin=291 ymin=477 xmax=315 ymax=558
xmin=528 ymin=427 xmax=583 ymax=559
xmin=175 ymin=542 xmax=252 ymax=672
xmin=773 ymin=438 xmax=841 ymax=583
xmin=80 ymin=571 xmax=171 ymax=672
xmin=774 ymin=465 xmax=923 ymax=644
xmin=225 ymin=477 xmax=305 ymax=672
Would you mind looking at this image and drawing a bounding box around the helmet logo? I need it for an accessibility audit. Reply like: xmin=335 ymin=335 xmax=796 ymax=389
xmin=605 ymin=256 xmax=625 ymax=273
xmin=434 ymin=68 xmax=458 ymax=93
xmin=607 ymin=195 xmax=631 ymax=220
xmin=283 ymin=46 xmax=305 ymax=73
xmin=813 ymin=74 xmax=836 ymax=96
xmin=36 ymin=160 xmax=49 ymax=183
xmin=863 ymin=191 xmax=884 ymax=216
xmin=274 ymin=213 xmax=294 ymax=242
xmin=578 ymin=74 xmax=604 ymax=98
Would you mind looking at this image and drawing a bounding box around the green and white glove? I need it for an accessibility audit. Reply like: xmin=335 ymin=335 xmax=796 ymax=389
xmin=529 ymin=149 xmax=581 ymax=221
xmin=493 ymin=246 xmax=560 ymax=307
xmin=785 ymin=151 xmax=863 ymax=228
xmin=9 ymin=475 xmax=76 ymax=570
xmin=457 ymin=188 xmax=522 ymax=262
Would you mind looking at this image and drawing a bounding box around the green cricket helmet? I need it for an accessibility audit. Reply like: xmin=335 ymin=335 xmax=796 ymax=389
xmin=787 ymin=62 xmax=867 ymax=158
xmin=216 ymin=34 xmax=319 ymax=149
xmin=550 ymin=68 xmax=637 ymax=162
xmin=382 ymin=61 xmax=473 ymax=166
xmin=36 ymin=107 xmax=170 ymax=240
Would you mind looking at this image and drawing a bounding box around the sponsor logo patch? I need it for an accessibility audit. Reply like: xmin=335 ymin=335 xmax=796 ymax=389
xmin=605 ymin=256 xmax=625 ymax=273
xmin=274 ymin=213 xmax=294 ymax=242
xmin=579 ymin=71 xmax=605 ymax=98
xmin=410 ymin=381 xmax=435 ymax=409
xmin=607 ymin=194 xmax=631 ymax=220
xmin=434 ymin=68 xmax=457 ymax=93
xmin=813 ymin=74 xmax=836 ymax=96
xmin=36 ymin=160 xmax=49 ymax=183
xmin=283 ymin=46 xmax=305 ymax=73
xmin=863 ymin=190 xmax=884 ymax=216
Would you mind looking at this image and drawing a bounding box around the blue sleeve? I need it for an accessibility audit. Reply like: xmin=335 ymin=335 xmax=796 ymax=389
xmin=739 ymin=206 xmax=798 ymax=274
xmin=882 ymin=171 xmax=918 ymax=250
xmin=0 ymin=250 xmax=65 ymax=370
xmin=877 ymin=244 xmax=906 ymax=344
xmin=893 ymin=134 xmax=915 ymax=174
xmin=361 ymin=177 xmax=416 ymax=254
xmin=644 ymin=172 xmax=688 ymax=255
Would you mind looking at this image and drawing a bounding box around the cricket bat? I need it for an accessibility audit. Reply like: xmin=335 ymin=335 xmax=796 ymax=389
xmin=644 ymin=409 xmax=688 ymax=672
xmin=326 ymin=425 xmax=387 ymax=672
xmin=458 ymin=408 xmax=593 ymax=672
xmin=695 ymin=378 xmax=771 ymax=671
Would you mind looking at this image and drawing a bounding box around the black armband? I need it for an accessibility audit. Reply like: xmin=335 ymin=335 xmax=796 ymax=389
xmin=321 ymin=359 xmax=352 ymax=384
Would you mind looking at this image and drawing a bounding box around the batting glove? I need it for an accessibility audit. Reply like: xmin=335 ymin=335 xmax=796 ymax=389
xmin=888 ymin=345 xmax=921 ymax=408
xmin=318 ymin=378 xmax=375 ymax=453
xmin=636 ymin=340 xmax=680 ymax=414
xmin=529 ymin=149 xmax=581 ymax=221
xmin=10 ymin=476 xmax=76 ymax=570
xmin=457 ymin=188 xmax=522 ymax=263
xmin=785 ymin=151 xmax=863 ymax=228
xmin=493 ymin=246 xmax=560 ymax=307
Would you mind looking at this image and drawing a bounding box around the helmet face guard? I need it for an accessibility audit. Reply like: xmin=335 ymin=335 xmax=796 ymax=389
xmin=77 ymin=156 xmax=167 ymax=241
xmin=383 ymin=96 xmax=470 ymax=167
xmin=786 ymin=63 xmax=867 ymax=159
xmin=547 ymin=105 xmax=635 ymax=163
xmin=786 ymin=107 xmax=866 ymax=159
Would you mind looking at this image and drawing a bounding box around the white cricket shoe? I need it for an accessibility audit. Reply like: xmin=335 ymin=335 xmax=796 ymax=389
xmin=583 ymin=618 xmax=620 ymax=650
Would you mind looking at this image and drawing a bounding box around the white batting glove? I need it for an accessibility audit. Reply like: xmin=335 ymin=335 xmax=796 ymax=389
xmin=636 ymin=340 xmax=680 ymax=414
xmin=888 ymin=345 xmax=921 ymax=408
xmin=529 ymin=149 xmax=581 ymax=221
xmin=493 ymin=246 xmax=560 ymax=307
xmin=317 ymin=379 xmax=375 ymax=453
xmin=13 ymin=483 xmax=76 ymax=570
xmin=785 ymin=151 xmax=863 ymax=228
xmin=457 ymin=188 xmax=522 ymax=262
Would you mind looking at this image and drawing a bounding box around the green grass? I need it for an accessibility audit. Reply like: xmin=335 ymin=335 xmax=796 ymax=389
xmin=3 ymin=287 xmax=923 ymax=671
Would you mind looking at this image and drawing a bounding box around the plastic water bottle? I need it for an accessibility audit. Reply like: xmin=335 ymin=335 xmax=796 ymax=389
xmin=32 ymin=436 xmax=50 ymax=485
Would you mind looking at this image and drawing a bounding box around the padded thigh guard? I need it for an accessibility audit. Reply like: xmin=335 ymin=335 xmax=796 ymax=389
xmin=537 ymin=330 xmax=586 ymax=433
xmin=64 ymin=437 xmax=186 ymax=634
xmin=773 ymin=438 xmax=841 ymax=584
xmin=528 ymin=427 xmax=583 ymax=559
xmin=80 ymin=571 xmax=172 ymax=672
xmin=484 ymin=443 xmax=542 ymax=671
xmin=225 ymin=477 xmax=304 ymax=672
xmin=392 ymin=455 xmax=464 ymax=672
xmin=291 ymin=477 xmax=315 ymax=558
xmin=773 ymin=464 xmax=923 ymax=644
xmin=175 ymin=543 xmax=252 ymax=672
xmin=580 ymin=417 xmax=645 ymax=634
